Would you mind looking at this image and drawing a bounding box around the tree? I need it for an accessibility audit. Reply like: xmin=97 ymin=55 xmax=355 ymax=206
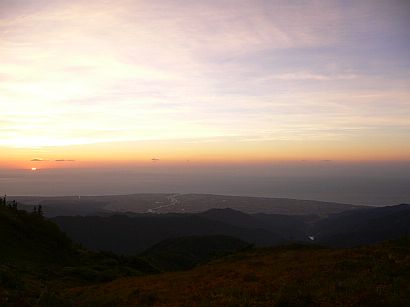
xmin=38 ymin=205 xmax=43 ymax=217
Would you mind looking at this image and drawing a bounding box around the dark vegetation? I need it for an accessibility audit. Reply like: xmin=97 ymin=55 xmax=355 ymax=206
xmin=52 ymin=204 xmax=410 ymax=255
xmin=141 ymin=235 xmax=250 ymax=271
xmin=67 ymin=238 xmax=410 ymax=306
xmin=311 ymin=204 xmax=410 ymax=246
xmin=1 ymin=196 xmax=410 ymax=306
xmin=52 ymin=213 xmax=285 ymax=254
xmin=0 ymin=203 xmax=157 ymax=305
xmin=199 ymin=208 xmax=314 ymax=240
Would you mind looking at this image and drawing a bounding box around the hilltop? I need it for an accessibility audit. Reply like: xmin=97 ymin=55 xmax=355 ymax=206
xmin=52 ymin=213 xmax=284 ymax=254
xmin=52 ymin=204 xmax=410 ymax=255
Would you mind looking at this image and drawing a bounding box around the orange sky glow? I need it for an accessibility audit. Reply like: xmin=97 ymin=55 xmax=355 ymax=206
xmin=1 ymin=0 xmax=409 ymax=170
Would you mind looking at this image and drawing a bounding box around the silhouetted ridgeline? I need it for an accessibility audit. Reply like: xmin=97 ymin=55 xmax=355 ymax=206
xmin=52 ymin=213 xmax=284 ymax=254
xmin=312 ymin=203 xmax=410 ymax=246
xmin=52 ymin=204 xmax=410 ymax=255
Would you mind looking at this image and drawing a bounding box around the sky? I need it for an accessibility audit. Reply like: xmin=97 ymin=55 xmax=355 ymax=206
xmin=1 ymin=1 xmax=410 ymax=201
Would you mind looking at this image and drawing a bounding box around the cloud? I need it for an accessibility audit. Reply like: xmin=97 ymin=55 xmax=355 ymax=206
xmin=30 ymin=158 xmax=76 ymax=162
xmin=271 ymin=72 xmax=358 ymax=81
xmin=0 ymin=0 xmax=409 ymax=157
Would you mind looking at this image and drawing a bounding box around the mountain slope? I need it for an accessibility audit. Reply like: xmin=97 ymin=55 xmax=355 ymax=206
xmin=0 ymin=204 xmax=157 ymax=306
xmin=200 ymin=208 xmax=315 ymax=241
xmin=0 ymin=204 xmax=73 ymax=265
xmin=52 ymin=204 xmax=410 ymax=255
xmin=313 ymin=204 xmax=410 ymax=246
xmin=66 ymin=238 xmax=410 ymax=306
xmin=52 ymin=214 xmax=283 ymax=254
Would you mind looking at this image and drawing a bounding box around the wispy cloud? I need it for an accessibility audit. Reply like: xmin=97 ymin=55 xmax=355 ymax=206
xmin=0 ymin=0 xmax=409 ymax=161
xmin=271 ymin=72 xmax=358 ymax=81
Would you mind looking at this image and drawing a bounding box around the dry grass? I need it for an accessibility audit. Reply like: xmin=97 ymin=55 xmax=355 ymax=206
xmin=66 ymin=242 xmax=410 ymax=306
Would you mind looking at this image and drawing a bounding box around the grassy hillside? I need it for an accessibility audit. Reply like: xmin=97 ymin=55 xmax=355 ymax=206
xmin=141 ymin=235 xmax=250 ymax=271
xmin=67 ymin=239 xmax=410 ymax=306
xmin=0 ymin=203 xmax=73 ymax=265
xmin=0 ymin=204 xmax=157 ymax=306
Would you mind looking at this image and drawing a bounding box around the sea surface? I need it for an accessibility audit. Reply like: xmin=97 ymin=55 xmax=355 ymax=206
xmin=1 ymin=162 xmax=409 ymax=206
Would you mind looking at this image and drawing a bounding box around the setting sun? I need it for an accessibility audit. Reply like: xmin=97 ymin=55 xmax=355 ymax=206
xmin=31 ymin=167 xmax=37 ymax=171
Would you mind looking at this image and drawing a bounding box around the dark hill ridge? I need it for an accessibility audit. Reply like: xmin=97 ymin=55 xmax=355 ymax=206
xmin=202 ymin=205 xmax=410 ymax=247
xmin=312 ymin=203 xmax=410 ymax=247
xmin=52 ymin=214 xmax=283 ymax=254
xmin=52 ymin=204 xmax=410 ymax=255
xmin=200 ymin=208 xmax=314 ymax=241
xmin=199 ymin=207 xmax=261 ymax=228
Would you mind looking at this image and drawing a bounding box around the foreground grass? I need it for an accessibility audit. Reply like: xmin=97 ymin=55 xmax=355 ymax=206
xmin=67 ymin=240 xmax=410 ymax=306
